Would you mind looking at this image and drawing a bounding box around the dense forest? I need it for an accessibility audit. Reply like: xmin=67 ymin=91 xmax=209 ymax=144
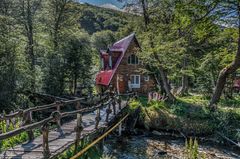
xmin=0 ymin=0 xmax=135 ymax=111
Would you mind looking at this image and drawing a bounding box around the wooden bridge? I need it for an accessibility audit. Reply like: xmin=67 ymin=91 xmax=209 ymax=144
xmin=0 ymin=92 xmax=134 ymax=159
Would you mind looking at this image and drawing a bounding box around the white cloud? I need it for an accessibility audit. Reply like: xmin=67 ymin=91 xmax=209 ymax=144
xmin=100 ymin=3 xmax=122 ymax=11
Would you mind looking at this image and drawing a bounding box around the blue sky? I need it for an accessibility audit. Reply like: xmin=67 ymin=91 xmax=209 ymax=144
xmin=79 ymin=0 xmax=123 ymax=8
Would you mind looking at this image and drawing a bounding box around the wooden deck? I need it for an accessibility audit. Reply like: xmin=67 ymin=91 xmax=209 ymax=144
xmin=0 ymin=101 xmax=127 ymax=159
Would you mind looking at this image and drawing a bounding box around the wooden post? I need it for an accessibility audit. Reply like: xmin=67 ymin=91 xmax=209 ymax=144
xmin=9 ymin=111 xmax=13 ymax=129
xmin=118 ymin=98 xmax=122 ymax=110
xmin=5 ymin=119 xmax=9 ymax=132
xmin=118 ymin=122 xmax=122 ymax=136
xmin=56 ymin=101 xmax=61 ymax=112
xmin=76 ymin=100 xmax=81 ymax=110
xmin=3 ymin=111 xmax=9 ymax=132
xmin=22 ymin=111 xmax=34 ymax=141
xmin=105 ymin=103 xmax=112 ymax=122
xmin=51 ymin=111 xmax=64 ymax=137
xmin=74 ymin=113 xmax=83 ymax=153
xmin=42 ymin=123 xmax=50 ymax=159
xmin=11 ymin=118 xmax=16 ymax=129
xmin=112 ymin=99 xmax=116 ymax=115
xmin=95 ymin=108 xmax=101 ymax=129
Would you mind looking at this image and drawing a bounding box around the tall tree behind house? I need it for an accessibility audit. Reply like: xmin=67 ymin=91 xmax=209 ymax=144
xmin=118 ymin=0 xmax=176 ymax=101
xmin=0 ymin=0 xmax=17 ymax=111
xmin=43 ymin=0 xmax=73 ymax=95
xmin=14 ymin=0 xmax=42 ymax=92
xmin=64 ymin=32 xmax=92 ymax=95
xmin=118 ymin=0 xmax=223 ymax=100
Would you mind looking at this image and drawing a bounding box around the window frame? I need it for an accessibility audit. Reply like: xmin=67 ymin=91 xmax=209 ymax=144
xmin=130 ymin=75 xmax=141 ymax=88
xmin=128 ymin=54 xmax=139 ymax=65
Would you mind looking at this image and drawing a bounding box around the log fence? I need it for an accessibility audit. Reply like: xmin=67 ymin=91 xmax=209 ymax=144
xmin=0 ymin=92 xmax=134 ymax=159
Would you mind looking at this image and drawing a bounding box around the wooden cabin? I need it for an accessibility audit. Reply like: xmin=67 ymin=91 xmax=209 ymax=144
xmin=96 ymin=33 xmax=156 ymax=94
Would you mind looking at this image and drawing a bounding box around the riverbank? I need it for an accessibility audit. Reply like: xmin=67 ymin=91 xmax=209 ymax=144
xmin=128 ymin=95 xmax=240 ymax=149
xmin=103 ymin=131 xmax=239 ymax=158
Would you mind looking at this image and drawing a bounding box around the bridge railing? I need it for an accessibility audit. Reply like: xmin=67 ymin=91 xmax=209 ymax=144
xmin=0 ymin=92 xmax=134 ymax=158
xmin=0 ymin=92 xmax=110 ymax=133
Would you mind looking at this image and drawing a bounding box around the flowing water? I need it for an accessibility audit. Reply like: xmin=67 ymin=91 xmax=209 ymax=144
xmin=103 ymin=133 xmax=240 ymax=159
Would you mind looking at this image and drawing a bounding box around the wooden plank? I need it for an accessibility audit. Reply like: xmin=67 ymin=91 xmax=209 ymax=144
xmin=0 ymin=101 xmax=127 ymax=159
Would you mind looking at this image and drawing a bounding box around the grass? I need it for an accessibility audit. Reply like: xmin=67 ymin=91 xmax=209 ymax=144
xmin=0 ymin=119 xmax=28 ymax=152
xmin=129 ymin=94 xmax=240 ymax=142
xmin=0 ymin=119 xmax=45 ymax=153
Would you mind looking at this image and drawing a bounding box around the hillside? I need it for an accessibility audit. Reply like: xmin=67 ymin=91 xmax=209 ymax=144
xmin=76 ymin=3 xmax=135 ymax=34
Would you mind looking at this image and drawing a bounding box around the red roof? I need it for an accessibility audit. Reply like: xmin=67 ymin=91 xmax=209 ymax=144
xmin=96 ymin=33 xmax=140 ymax=86
xmin=96 ymin=70 xmax=114 ymax=85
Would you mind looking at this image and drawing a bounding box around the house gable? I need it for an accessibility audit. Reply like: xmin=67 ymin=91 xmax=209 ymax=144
xmin=96 ymin=33 xmax=155 ymax=94
xmin=96 ymin=33 xmax=140 ymax=86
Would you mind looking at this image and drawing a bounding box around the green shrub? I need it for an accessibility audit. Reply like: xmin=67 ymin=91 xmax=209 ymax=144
xmin=128 ymin=99 xmax=141 ymax=112
xmin=0 ymin=119 xmax=28 ymax=152
xmin=184 ymin=138 xmax=199 ymax=159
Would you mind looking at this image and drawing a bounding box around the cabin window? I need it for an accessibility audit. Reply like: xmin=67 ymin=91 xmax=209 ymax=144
xmin=144 ymin=75 xmax=149 ymax=81
xmin=130 ymin=75 xmax=140 ymax=88
xmin=128 ymin=54 xmax=139 ymax=65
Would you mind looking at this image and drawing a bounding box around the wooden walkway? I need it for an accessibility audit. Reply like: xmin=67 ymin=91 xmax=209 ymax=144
xmin=0 ymin=100 xmax=127 ymax=159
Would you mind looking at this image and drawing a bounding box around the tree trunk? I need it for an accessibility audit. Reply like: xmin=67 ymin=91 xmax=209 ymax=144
xmin=180 ymin=75 xmax=189 ymax=95
xmin=26 ymin=0 xmax=35 ymax=91
xmin=153 ymin=72 xmax=166 ymax=95
xmin=149 ymin=39 xmax=175 ymax=101
xmin=179 ymin=56 xmax=189 ymax=95
xmin=140 ymin=0 xmax=149 ymax=27
xmin=209 ymin=20 xmax=240 ymax=109
xmin=150 ymin=43 xmax=176 ymax=101
xmin=159 ymin=66 xmax=176 ymax=101
xmin=209 ymin=68 xmax=231 ymax=109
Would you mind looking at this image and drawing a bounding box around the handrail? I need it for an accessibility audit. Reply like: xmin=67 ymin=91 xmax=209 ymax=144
xmin=0 ymin=98 xmax=112 ymax=140
xmin=71 ymin=114 xmax=129 ymax=159
xmin=0 ymin=93 xmax=109 ymax=121
xmin=0 ymin=117 xmax=53 ymax=140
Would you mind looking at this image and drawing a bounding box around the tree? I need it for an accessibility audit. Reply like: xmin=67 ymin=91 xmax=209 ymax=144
xmin=154 ymin=0 xmax=219 ymax=96
xmin=209 ymin=1 xmax=240 ymax=109
xmin=64 ymin=32 xmax=92 ymax=95
xmin=14 ymin=0 xmax=42 ymax=91
xmin=119 ymin=0 xmax=177 ymax=101
xmin=119 ymin=0 xmax=222 ymax=100
xmin=91 ymin=30 xmax=116 ymax=51
xmin=0 ymin=0 xmax=18 ymax=111
xmin=43 ymin=0 xmax=73 ymax=95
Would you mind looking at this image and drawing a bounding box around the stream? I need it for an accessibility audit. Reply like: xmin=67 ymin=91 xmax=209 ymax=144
xmin=102 ymin=132 xmax=240 ymax=159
